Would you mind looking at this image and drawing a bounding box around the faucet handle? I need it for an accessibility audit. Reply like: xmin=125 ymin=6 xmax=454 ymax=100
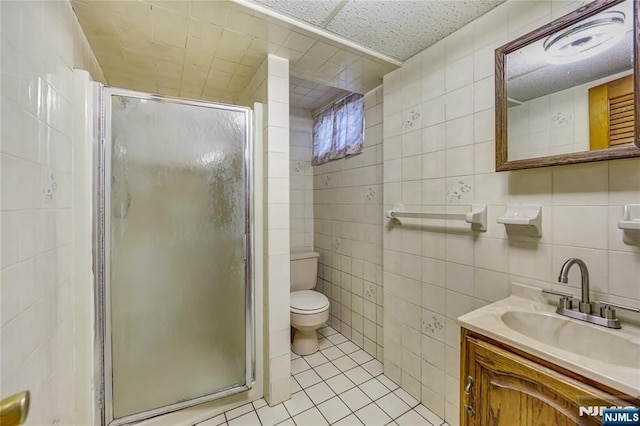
xmin=542 ymin=289 xmax=573 ymax=298
xmin=597 ymin=301 xmax=640 ymax=314
xmin=542 ymin=289 xmax=573 ymax=309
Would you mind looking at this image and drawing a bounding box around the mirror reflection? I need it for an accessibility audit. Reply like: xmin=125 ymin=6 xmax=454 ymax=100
xmin=505 ymin=0 xmax=634 ymax=161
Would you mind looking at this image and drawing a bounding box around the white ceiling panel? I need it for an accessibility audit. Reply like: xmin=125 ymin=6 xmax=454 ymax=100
xmin=325 ymin=0 xmax=503 ymax=60
xmin=252 ymin=0 xmax=344 ymax=26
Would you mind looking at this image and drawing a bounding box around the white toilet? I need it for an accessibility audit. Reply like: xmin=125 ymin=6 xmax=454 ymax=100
xmin=290 ymin=250 xmax=330 ymax=355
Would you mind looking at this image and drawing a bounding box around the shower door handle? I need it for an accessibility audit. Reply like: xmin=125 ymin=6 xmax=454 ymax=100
xmin=242 ymin=234 xmax=247 ymax=261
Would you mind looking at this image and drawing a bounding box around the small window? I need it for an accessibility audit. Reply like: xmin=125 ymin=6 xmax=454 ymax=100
xmin=311 ymin=93 xmax=364 ymax=166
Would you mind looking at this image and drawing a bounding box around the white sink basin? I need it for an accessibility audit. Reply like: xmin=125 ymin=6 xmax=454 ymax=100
xmin=501 ymin=311 xmax=640 ymax=368
xmin=457 ymin=283 xmax=640 ymax=396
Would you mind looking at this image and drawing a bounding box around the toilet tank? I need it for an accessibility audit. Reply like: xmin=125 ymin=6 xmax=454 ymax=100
xmin=290 ymin=250 xmax=320 ymax=292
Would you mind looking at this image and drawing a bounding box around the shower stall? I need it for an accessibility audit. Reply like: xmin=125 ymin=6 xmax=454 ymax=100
xmin=93 ymin=87 xmax=254 ymax=425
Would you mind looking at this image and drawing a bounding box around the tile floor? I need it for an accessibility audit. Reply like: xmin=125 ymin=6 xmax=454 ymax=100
xmin=196 ymin=326 xmax=448 ymax=426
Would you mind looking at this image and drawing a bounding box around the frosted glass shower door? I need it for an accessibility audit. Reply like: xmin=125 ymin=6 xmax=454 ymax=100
xmin=104 ymin=90 xmax=252 ymax=423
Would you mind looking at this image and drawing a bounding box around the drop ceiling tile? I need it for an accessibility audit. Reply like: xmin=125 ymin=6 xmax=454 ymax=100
xmin=188 ymin=19 xmax=223 ymax=41
xmin=282 ymin=31 xmax=316 ymax=53
xmin=151 ymin=0 xmax=192 ymax=16
xmin=306 ymin=41 xmax=340 ymax=62
xmin=190 ymin=1 xmax=230 ymax=27
xmin=325 ymin=0 xmax=503 ymax=60
xmin=251 ymin=0 xmax=343 ymax=26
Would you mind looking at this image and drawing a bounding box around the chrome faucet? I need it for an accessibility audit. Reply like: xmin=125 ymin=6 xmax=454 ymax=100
xmin=543 ymin=258 xmax=640 ymax=329
xmin=558 ymin=258 xmax=591 ymax=314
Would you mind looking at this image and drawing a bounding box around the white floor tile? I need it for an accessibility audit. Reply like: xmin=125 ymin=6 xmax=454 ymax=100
xmin=321 ymin=346 xmax=344 ymax=361
xmin=359 ymin=378 xmax=392 ymax=401
xmin=304 ymin=351 xmax=330 ymax=367
xmin=354 ymin=403 xmax=392 ymax=426
xmin=414 ymin=405 xmax=444 ymax=425
xmin=376 ymin=375 xmax=400 ymax=391
xmin=337 ymin=340 xmax=360 ymax=354
xmin=327 ymin=333 xmax=348 ymax=345
xmin=306 ymin=382 xmax=336 ymax=405
xmin=317 ymin=396 xmax=352 ymax=424
xmin=361 ymin=359 xmax=384 ymax=377
xmin=376 ymin=393 xmax=411 ymax=419
xmin=293 ymin=407 xmax=329 ymax=426
xmin=318 ymin=326 xmax=337 ymax=337
xmin=227 ymin=411 xmax=260 ymax=426
xmin=314 ymin=361 xmax=341 ymax=380
xmin=284 ymin=390 xmax=314 ymax=417
xmin=291 ymin=357 xmax=311 ymax=375
xmin=197 ymin=414 xmax=226 ymax=425
xmin=294 ymin=369 xmax=322 ymax=389
xmin=333 ymin=355 xmax=358 ymax=372
xmin=344 ymin=366 xmax=373 ymax=385
xmin=277 ymin=419 xmax=295 ymax=426
xmin=257 ymin=404 xmax=290 ymax=426
xmin=334 ymin=414 xmax=364 ymax=425
xmin=339 ymin=387 xmax=372 ymax=412
xmin=291 ymin=351 xmax=301 ymax=360
xmin=291 ymin=376 xmax=302 ymax=394
xmin=349 ymin=350 xmax=374 ymax=365
xmin=396 ymin=409 xmax=432 ymax=425
xmin=318 ymin=337 xmax=333 ymax=350
xmin=326 ymin=374 xmax=356 ymax=394
xmin=253 ymin=399 xmax=267 ymax=409
xmin=225 ymin=403 xmax=254 ymax=421
xmin=393 ymin=388 xmax=419 ymax=408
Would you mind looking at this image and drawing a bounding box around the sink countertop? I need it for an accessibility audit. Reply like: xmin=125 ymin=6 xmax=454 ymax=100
xmin=457 ymin=283 xmax=640 ymax=397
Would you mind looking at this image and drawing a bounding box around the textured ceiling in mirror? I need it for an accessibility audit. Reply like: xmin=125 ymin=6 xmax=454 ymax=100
xmin=506 ymin=0 xmax=633 ymax=103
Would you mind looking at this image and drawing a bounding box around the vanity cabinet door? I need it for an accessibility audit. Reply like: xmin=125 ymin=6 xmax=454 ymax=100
xmin=461 ymin=333 xmax=628 ymax=426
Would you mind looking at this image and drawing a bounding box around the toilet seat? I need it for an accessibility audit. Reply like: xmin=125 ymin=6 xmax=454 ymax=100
xmin=290 ymin=290 xmax=329 ymax=314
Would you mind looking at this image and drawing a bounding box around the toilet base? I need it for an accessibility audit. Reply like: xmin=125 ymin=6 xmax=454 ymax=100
xmin=290 ymin=308 xmax=329 ymax=356
xmin=292 ymin=328 xmax=320 ymax=356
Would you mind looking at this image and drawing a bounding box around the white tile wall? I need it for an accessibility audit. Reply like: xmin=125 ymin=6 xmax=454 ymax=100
xmin=240 ymin=54 xmax=292 ymax=406
xmin=290 ymin=108 xmax=314 ymax=249
xmin=0 ymin=1 xmax=104 ymax=425
xmin=381 ymin=1 xmax=640 ymax=425
xmin=508 ymin=71 xmax=632 ymax=160
xmin=313 ymin=86 xmax=384 ymax=362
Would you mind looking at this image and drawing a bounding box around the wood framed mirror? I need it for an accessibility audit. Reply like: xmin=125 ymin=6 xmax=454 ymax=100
xmin=495 ymin=0 xmax=640 ymax=171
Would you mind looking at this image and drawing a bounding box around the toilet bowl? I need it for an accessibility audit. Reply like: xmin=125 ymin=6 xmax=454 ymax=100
xmin=290 ymin=250 xmax=330 ymax=355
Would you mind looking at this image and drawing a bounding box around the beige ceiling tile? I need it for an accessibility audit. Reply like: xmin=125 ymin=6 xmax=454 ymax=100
xmin=247 ymin=38 xmax=272 ymax=55
xmin=306 ymin=41 xmax=340 ymax=62
xmin=215 ymin=46 xmax=245 ymax=64
xmin=157 ymin=86 xmax=181 ymax=96
xmin=186 ymin=35 xmax=217 ymax=55
xmin=179 ymin=81 xmax=205 ymax=95
xmin=107 ymin=75 xmax=136 ymax=88
xmin=274 ymin=47 xmax=304 ymax=63
xmin=181 ymin=90 xmax=205 ymax=100
xmin=219 ymin=28 xmax=252 ymax=51
xmin=241 ymin=53 xmax=266 ymax=67
xmin=153 ymin=28 xmax=188 ymax=49
xmin=156 ymin=60 xmax=183 ymax=78
xmin=106 ymin=1 xmax=153 ymax=18
xmin=134 ymin=80 xmax=159 ymax=93
xmin=295 ymin=55 xmax=325 ymax=72
xmin=227 ymin=75 xmax=251 ymax=92
xmin=151 ymin=0 xmax=192 ymax=17
xmin=151 ymin=44 xmax=185 ymax=62
xmin=235 ymin=63 xmax=258 ymax=78
xmin=328 ymin=49 xmax=361 ymax=68
xmin=291 ymin=85 xmax=311 ymax=96
xmin=207 ymin=70 xmax=233 ymax=86
xmin=188 ymin=19 xmax=222 ymax=42
xmin=282 ymin=31 xmax=315 ymax=53
xmin=157 ymin=75 xmax=181 ymax=90
xmin=190 ymin=1 xmax=229 ymax=27
xmin=225 ymin=9 xmax=263 ymax=37
xmin=314 ymin=61 xmax=342 ymax=79
xmin=258 ymin=22 xmax=290 ymax=45
xmin=185 ymin=50 xmax=213 ymax=68
xmin=211 ymin=58 xmax=238 ymax=74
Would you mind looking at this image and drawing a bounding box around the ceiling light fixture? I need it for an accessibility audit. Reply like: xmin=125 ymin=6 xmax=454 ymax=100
xmin=543 ymin=10 xmax=627 ymax=65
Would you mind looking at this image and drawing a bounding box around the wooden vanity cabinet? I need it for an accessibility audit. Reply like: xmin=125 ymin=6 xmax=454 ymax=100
xmin=460 ymin=328 xmax=640 ymax=426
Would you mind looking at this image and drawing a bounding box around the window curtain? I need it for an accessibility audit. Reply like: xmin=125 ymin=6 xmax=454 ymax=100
xmin=312 ymin=93 xmax=364 ymax=166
